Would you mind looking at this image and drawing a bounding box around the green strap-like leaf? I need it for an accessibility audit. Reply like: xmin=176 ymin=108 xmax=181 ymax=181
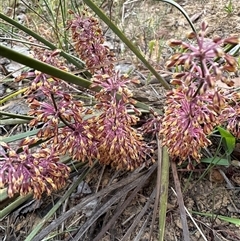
xmin=0 ymin=44 xmax=92 ymax=88
xmin=201 ymin=157 xmax=230 ymax=166
xmin=0 ymin=12 xmax=86 ymax=70
xmin=0 ymin=44 xmax=156 ymax=112
xmin=192 ymin=211 xmax=240 ymax=225
xmin=218 ymin=126 xmax=236 ymax=155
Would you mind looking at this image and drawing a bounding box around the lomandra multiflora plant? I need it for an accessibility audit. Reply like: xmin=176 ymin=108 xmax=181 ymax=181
xmin=0 ymin=12 xmax=239 ymax=199
xmin=0 ymin=11 xmax=153 ymax=199
xmin=159 ymin=22 xmax=239 ymax=169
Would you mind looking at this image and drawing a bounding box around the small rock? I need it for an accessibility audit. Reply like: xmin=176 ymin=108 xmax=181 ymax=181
xmin=77 ymin=181 xmax=92 ymax=194
xmin=114 ymin=63 xmax=135 ymax=74
xmin=82 ymin=199 xmax=98 ymax=217
xmin=71 ymin=181 xmax=92 ymax=198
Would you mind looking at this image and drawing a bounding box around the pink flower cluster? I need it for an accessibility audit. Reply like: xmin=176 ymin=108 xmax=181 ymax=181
xmin=1 ymin=13 xmax=238 ymax=199
xmin=160 ymin=22 xmax=239 ymax=166
xmin=1 ymin=11 xmax=152 ymax=199
xmin=69 ymin=12 xmax=153 ymax=170
xmin=0 ymin=143 xmax=70 ymax=198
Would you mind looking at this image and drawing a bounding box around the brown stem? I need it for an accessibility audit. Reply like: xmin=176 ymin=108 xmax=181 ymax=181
xmin=171 ymin=160 xmax=190 ymax=241
xmin=50 ymin=93 xmax=75 ymax=131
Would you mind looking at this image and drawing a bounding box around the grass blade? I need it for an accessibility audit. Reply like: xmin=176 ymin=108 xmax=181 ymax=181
xmin=158 ymin=146 xmax=170 ymax=241
xmin=192 ymin=211 xmax=240 ymax=225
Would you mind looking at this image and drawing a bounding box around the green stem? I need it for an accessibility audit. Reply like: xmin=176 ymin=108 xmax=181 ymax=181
xmin=0 ymin=87 xmax=28 ymax=105
xmin=0 ymin=111 xmax=33 ymax=120
xmin=0 ymin=119 xmax=30 ymax=125
xmin=0 ymin=44 xmax=91 ymax=88
xmin=0 ymin=193 xmax=32 ymax=219
xmin=158 ymin=146 xmax=170 ymax=241
xmin=0 ymin=188 xmax=9 ymax=206
xmin=0 ymin=44 xmax=156 ymax=112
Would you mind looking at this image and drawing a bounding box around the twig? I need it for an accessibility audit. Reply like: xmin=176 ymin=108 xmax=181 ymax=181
xmin=28 ymin=166 xmax=95 ymax=241
xmin=149 ymin=136 xmax=162 ymax=241
xmin=30 ymin=168 xmax=153 ymax=241
xmin=121 ymin=188 xmax=156 ymax=241
xmin=73 ymin=174 xmax=145 ymax=240
xmin=91 ymin=164 xmax=157 ymax=241
xmin=171 ymin=161 xmax=190 ymax=241
xmin=171 ymin=188 xmax=208 ymax=241
xmin=95 ymin=165 xmax=105 ymax=192
xmin=134 ymin=210 xmax=153 ymax=241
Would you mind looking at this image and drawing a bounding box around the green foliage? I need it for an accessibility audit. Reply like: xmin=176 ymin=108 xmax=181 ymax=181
xmin=218 ymin=126 xmax=236 ymax=156
xmin=201 ymin=157 xmax=230 ymax=166
xmin=192 ymin=211 xmax=240 ymax=226
xmin=224 ymin=0 xmax=234 ymax=14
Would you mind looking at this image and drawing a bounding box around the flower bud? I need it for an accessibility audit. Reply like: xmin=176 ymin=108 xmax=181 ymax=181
xmin=224 ymin=36 xmax=239 ymax=45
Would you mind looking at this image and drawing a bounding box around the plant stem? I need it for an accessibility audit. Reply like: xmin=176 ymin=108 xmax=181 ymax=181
xmin=158 ymin=146 xmax=170 ymax=241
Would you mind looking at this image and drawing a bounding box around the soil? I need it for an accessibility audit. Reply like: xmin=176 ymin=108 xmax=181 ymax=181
xmin=0 ymin=0 xmax=240 ymax=241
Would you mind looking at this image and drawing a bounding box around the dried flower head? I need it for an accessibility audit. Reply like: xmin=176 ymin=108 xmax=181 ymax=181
xmin=54 ymin=119 xmax=99 ymax=165
xmin=68 ymin=13 xmax=153 ymax=169
xmin=160 ymin=21 xmax=239 ymax=165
